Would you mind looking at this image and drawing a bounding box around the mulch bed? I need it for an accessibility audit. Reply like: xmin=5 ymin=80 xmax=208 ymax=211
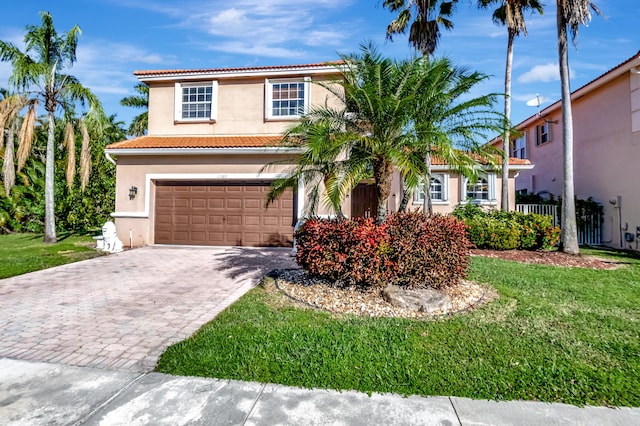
xmin=471 ymin=249 xmax=622 ymax=270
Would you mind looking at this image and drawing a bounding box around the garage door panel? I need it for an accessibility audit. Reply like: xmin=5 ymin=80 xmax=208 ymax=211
xmin=191 ymin=199 xmax=206 ymax=208
xmin=155 ymin=182 xmax=293 ymax=247
xmin=227 ymin=199 xmax=242 ymax=209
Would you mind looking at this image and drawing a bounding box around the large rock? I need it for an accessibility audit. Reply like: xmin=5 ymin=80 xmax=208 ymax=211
xmin=382 ymin=285 xmax=453 ymax=314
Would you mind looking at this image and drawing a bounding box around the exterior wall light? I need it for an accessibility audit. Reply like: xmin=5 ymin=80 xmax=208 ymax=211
xmin=129 ymin=186 xmax=138 ymax=200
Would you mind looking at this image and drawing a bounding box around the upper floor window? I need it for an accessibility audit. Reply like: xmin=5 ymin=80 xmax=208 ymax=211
xmin=174 ymin=81 xmax=218 ymax=122
xmin=535 ymin=123 xmax=551 ymax=145
xmin=265 ymin=77 xmax=311 ymax=120
xmin=413 ymin=174 xmax=449 ymax=204
xmin=512 ymin=135 xmax=526 ymax=159
xmin=463 ymin=173 xmax=496 ymax=205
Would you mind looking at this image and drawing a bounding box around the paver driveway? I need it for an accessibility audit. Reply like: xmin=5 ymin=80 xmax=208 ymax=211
xmin=0 ymin=246 xmax=296 ymax=372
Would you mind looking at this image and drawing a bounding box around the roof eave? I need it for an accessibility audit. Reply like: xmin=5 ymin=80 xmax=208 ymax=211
xmin=516 ymin=52 xmax=640 ymax=130
xmin=104 ymin=147 xmax=304 ymax=156
xmin=136 ymin=65 xmax=344 ymax=82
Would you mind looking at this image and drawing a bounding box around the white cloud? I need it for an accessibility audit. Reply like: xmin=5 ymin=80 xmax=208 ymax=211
xmin=204 ymin=41 xmax=306 ymax=59
xmin=518 ymin=63 xmax=575 ymax=83
xmin=115 ymin=0 xmax=353 ymax=60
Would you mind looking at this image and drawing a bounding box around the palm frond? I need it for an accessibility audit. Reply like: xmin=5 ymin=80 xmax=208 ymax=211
xmin=64 ymin=120 xmax=76 ymax=188
xmin=17 ymin=101 xmax=37 ymax=171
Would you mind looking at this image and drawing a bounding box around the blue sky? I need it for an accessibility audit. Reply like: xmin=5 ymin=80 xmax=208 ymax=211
xmin=1 ymin=0 xmax=638 ymax=134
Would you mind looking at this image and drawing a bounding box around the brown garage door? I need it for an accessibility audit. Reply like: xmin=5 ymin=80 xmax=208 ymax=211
xmin=155 ymin=181 xmax=294 ymax=247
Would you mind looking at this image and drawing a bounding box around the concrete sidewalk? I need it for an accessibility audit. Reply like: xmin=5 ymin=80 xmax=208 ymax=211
xmin=1 ymin=358 xmax=638 ymax=425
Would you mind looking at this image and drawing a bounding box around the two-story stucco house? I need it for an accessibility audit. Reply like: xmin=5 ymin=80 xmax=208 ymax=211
xmin=491 ymin=51 xmax=640 ymax=250
xmin=106 ymin=61 xmax=531 ymax=248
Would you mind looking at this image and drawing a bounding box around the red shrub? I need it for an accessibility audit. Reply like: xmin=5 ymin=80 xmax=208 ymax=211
xmin=294 ymin=212 xmax=471 ymax=289
xmin=294 ymin=217 xmax=391 ymax=287
xmin=385 ymin=212 xmax=471 ymax=289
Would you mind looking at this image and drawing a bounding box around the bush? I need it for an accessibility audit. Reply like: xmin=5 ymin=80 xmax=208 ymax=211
xmin=294 ymin=212 xmax=471 ymax=289
xmin=385 ymin=213 xmax=470 ymax=289
xmin=294 ymin=217 xmax=391 ymax=288
xmin=452 ymin=204 xmax=560 ymax=250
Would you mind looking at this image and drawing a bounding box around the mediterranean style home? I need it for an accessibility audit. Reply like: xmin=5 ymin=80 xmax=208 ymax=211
xmin=106 ymin=62 xmax=531 ymax=247
xmin=491 ymin=50 xmax=640 ymax=250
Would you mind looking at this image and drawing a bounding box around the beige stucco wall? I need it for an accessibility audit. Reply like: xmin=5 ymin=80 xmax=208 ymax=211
xmin=147 ymin=76 xmax=342 ymax=136
xmin=517 ymin=70 xmax=640 ymax=249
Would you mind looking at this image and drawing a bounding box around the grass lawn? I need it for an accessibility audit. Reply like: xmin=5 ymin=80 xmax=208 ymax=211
xmin=156 ymin=248 xmax=640 ymax=407
xmin=0 ymin=233 xmax=105 ymax=279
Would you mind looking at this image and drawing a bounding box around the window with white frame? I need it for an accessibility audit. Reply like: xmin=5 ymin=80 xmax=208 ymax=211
xmin=512 ymin=134 xmax=526 ymax=159
xmin=265 ymin=77 xmax=310 ymax=119
xmin=413 ymin=174 xmax=449 ymax=203
xmin=535 ymin=123 xmax=551 ymax=145
xmin=463 ymin=173 xmax=496 ymax=204
xmin=174 ymin=81 xmax=218 ymax=121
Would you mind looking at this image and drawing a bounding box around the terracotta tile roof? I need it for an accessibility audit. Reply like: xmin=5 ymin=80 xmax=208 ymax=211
xmin=106 ymin=135 xmax=284 ymax=150
xmin=430 ymin=155 xmax=531 ymax=166
xmin=134 ymin=61 xmax=344 ymax=78
xmin=106 ymin=136 xmax=531 ymax=166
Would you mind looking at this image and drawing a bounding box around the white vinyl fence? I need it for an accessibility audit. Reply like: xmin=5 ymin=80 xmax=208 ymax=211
xmin=516 ymin=203 xmax=602 ymax=246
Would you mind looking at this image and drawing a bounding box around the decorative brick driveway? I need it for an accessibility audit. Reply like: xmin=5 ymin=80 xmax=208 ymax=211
xmin=0 ymin=246 xmax=295 ymax=372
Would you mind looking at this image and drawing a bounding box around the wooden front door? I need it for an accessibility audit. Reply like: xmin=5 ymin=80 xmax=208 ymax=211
xmin=351 ymin=183 xmax=378 ymax=219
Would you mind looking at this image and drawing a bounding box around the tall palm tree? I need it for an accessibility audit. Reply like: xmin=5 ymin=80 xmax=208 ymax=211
xmin=120 ymin=83 xmax=149 ymax=137
xmin=0 ymin=11 xmax=103 ymax=243
xmin=268 ymin=44 xmax=501 ymax=222
xmin=479 ymin=0 xmax=544 ymax=211
xmin=556 ymin=0 xmax=600 ymax=255
xmin=383 ymin=0 xmax=459 ymax=56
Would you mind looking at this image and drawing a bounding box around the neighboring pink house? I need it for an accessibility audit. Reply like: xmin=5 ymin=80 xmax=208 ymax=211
xmin=105 ymin=61 xmax=530 ymax=247
xmin=492 ymin=51 xmax=640 ymax=250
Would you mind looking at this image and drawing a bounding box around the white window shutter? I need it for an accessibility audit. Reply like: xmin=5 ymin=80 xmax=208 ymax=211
xmin=174 ymin=82 xmax=182 ymax=121
xmin=210 ymin=80 xmax=218 ymax=121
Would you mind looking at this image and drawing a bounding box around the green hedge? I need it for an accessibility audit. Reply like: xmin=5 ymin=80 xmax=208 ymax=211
xmin=452 ymin=204 xmax=560 ymax=250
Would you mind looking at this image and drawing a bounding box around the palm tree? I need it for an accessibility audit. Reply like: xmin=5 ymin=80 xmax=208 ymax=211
xmin=556 ymin=0 xmax=600 ymax=255
xmin=120 ymin=83 xmax=148 ymax=137
xmin=0 ymin=91 xmax=37 ymax=196
xmin=0 ymin=11 xmax=103 ymax=243
xmin=383 ymin=0 xmax=459 ymax=56
xmin=479 ymin=0 xmax=543 ymax=211
xmin=269 ymin=44 xmax=501 ymax=222
xmin=409 ymin=58 xmax=503 ymax=214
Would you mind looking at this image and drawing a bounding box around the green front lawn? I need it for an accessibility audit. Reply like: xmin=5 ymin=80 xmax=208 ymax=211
xmin=157 ymin=248 xmax=640 ymax=407
xmin=0 ymin=233 xmax=105 ymax=279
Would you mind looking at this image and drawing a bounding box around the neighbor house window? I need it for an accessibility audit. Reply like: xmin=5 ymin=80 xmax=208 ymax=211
xmin=265 ymin=77 xmax=311 ymax=120
xmin=535 ymin=123 xmax=551 ymax=145
xmin=512 ymin=135 xmax=526 ymax=159
xmin=413 ymin=174 xmax=449 ymax=204
xmin=463 ymin=173 xmax=496 ymax=205
xmin=174 ymin=81 xmax=218 ymax=122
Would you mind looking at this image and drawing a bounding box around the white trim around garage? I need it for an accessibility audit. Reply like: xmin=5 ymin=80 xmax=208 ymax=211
xmin=111 ymin=172 xmax=298 ymax=219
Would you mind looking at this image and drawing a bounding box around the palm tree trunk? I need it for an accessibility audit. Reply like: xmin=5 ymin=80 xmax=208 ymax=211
xmin=422 ymin=154 xmax=433 ymax=215
xmin=557 ymin=5 xmax=579 ymax=255
xmin=44 ymin=111 xmax=57 ymax=243
xmin=399 ymin=185 xmax=412 ymax=212
xmin=3 ymin=120 xmax=17 ymax=197
xmin=374 ymin=158 xmax=393 ymax=223
xmin=501 ymin=30 xmax=515 ymax=211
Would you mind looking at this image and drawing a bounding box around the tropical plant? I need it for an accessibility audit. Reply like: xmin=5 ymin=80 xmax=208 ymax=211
xmin=409 ymin=58 xmax=502 ymax=214
xmin=268 ymin=44 xmax=502 ymax=221
xmin=1 ymin=90 xmax=36 ymax=196
xmin=556 ymin=0 xmax=601 ymax=254
xmin=478 ymin=0 xmax=544 ymax=211
xmin=0 ymin=11 xmax=105 ymax=242
xmin=383 ymin=0 xmax=459 ymax=56
xmin=120 ymin=83 xmax=148 ymax=137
